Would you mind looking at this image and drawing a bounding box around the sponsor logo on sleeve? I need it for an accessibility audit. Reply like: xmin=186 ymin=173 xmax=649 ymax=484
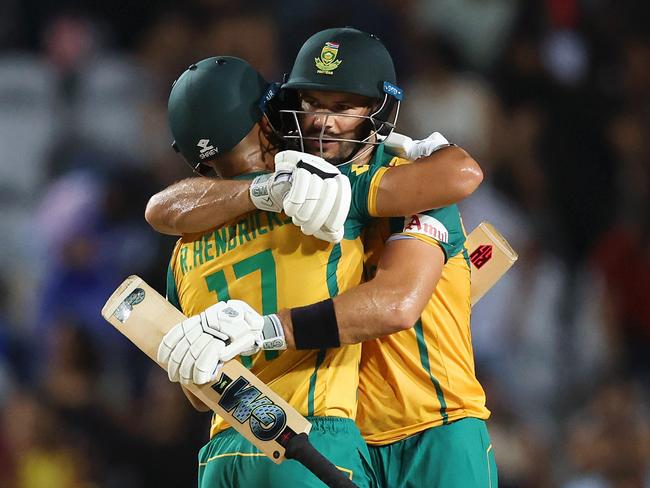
xmin=403 ymin=214 xmax=449 ymax=243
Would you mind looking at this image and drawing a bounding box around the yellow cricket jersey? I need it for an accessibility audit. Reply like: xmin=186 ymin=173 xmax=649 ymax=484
xmin=357 ymin=163 xmax=490 ymax=446
xmin=166 ymin=150 xmax=391 ymax=438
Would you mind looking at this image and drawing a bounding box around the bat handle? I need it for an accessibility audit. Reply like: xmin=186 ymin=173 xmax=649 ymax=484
xmin=284 ymin=433 xmax=359 ymax=488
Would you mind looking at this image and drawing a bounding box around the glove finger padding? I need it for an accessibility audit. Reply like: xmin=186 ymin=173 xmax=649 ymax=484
xmin=179 ymin=334 xmax=213 ymax=385
xmin=324 ymin=175 xmax=351 ymax=231
xmin=283 ymin=167 xmax=311 ymax=218
xmin=292 ymin=173 xmax=324 ymax=226
xmin=168 ymin=336 xmax=191 ymax=383
xmin=194 ymin=339 xmax=227 ymax=385
xmin=312 ymin=226 xmax=344 ymax=243
xmin=182 ymin=316 xmax=204 ymax=343
xmin=157 ymin=322 xmax=187 ymax=366
xmin=300 ymin=177 xmax=338 ymax=235
xmin=274 ymin=150 xmax=306 ymax=172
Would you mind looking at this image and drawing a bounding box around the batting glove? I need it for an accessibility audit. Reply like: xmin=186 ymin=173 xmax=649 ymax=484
xmin=249 ymin=170 xmax=293 ymax=213
xmin=384 ymin=131 xmax=452 ymax=160
xmin=157 ymin=301 xmax=285 ymax=385
xmin=279 ymin=150 xmax=351 ymax=243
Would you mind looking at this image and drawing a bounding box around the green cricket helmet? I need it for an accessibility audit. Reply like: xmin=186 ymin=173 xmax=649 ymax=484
xmin=168 ymin=56 xmax=279 ymax=174
xmin=280 ymin=27 xmax=403 ymax=163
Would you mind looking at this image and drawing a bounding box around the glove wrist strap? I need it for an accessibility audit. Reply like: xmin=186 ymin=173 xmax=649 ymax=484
xmin=250 ymin=172 xmax=292 ymax=212
xmin=250 ymin=173 xmax=278 ymax=212
xmin=260 ymin=314 xmax=287 ymax=351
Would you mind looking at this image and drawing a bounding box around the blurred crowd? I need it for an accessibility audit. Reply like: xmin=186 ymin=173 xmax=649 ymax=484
xmin=0 ymin=0 xmax=648 ymax=487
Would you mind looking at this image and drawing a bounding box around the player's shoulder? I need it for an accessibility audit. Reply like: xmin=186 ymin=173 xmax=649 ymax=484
xmin=392 ymin=204 xmax=463 ymax=232
xmin=390 ymin=204 xmax=465 ymax=260
xmin=387 ymin=156 xmax=411 ymax=168
xmin=339 ymin=143 xmax=398 ymax=178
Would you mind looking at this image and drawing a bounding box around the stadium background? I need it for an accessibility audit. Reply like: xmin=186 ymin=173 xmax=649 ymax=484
xmin=0 ymin=0 xmax=648 ymax=486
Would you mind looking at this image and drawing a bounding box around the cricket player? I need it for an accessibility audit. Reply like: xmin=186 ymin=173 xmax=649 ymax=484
xmin=156 ymin=28 xmax=496 ymax=487
xmin=153 ymin=29 xmax=485 ymax=487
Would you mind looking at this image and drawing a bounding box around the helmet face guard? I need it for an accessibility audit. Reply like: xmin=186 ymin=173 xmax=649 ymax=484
xmin=280 ymin=27 xmax=403 ymax=165
xmin=280 ymin=82 xmax=403 ymax=165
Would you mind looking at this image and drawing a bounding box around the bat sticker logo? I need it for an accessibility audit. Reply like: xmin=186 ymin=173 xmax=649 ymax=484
xmin=128 ymin=288 xmax=146 ymax=305
xmin=215 ymin=374 xmax=288 ymax=442
xmin=470 ymin=245 xmax=493 ymax=269
xmin=113 ymin=288 xmax=146 ymax=323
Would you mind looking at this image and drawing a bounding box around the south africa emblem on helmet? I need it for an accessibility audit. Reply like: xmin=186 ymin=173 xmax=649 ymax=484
xmin=315 ymin=42 xmax=343 ymax=75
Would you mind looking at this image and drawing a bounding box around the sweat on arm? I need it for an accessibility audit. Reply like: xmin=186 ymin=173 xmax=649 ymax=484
xmin=145 ymin=143 xmax=481 ymax=237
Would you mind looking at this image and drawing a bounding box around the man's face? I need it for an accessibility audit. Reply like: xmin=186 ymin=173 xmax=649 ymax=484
xmin=299 ymin=90 xmax=374 ymax=164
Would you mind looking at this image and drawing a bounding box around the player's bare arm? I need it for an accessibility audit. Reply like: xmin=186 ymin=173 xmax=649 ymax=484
xmin=157 ymin=235 xmax=443 ymax=383
xmin=145 ymin=177 xmax=253 ymax=235
xmin=374 ymin=145 xmax=482 ymax=216
xmin=279 ymin=237 xmax=443 ymax=347
xmin=146 ymin=138 xmax=481 ymax=236
xmin=146 ymin=108 xmax=351 ymax=241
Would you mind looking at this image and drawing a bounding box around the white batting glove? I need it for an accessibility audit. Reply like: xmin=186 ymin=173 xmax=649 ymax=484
xmin=157 ymin=301 xmax=286 ymax=385
xmin=279 ymin=150 xmax=351 ymax=243
xmin=384 ymin=131 xmax=451 ymax=160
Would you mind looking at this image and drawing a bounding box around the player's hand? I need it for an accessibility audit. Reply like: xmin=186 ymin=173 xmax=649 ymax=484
xmin=278 ymin=150 xmax=351 ymax=243
xmin=156 ymin=301 xmax=285 ymax=385
xmin=406 ymin=132 xmax=451 ymax=160
xmin=384 ymin=131 xmax=451 ymax=160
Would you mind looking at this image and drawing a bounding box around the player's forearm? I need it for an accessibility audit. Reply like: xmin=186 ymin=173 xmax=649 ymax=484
xmin=374 ymin=146 xmax=483 ymax=216
xmin=277 ymin=280 xmax=428 ymax=348
xmin=334 ymin=276 xmax=431 ymax=343
xmin=145 ymin=178 xmax=254 ymax=235
xmin=278 ymin=240 xmax=441 ymax=346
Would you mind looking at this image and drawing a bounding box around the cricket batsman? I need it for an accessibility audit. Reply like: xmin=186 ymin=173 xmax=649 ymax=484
xmin=151 ymin=28 xmax=486 ymax=487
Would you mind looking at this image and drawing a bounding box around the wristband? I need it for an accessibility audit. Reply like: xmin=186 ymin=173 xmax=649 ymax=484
xmin=291 ymin=299 xmax=340 ymax=350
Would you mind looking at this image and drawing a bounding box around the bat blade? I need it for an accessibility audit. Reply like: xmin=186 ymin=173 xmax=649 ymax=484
xmin=101 ymin=275 xmax=311 ymax=464
xmin=466 ymin=222 xmax=518 ymax=306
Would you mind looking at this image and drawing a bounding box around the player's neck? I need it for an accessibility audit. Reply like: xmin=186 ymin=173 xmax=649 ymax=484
xmin=354 ymin=146 xmax=374 ymax=166
xmin=216 ymin=124 xmax=275 ymax=178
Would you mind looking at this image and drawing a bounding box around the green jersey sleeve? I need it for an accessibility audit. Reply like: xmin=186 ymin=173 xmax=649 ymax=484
xmin=339 ymin=144 xmax=394 ymax=239
xmin=166 ymin=262 xmax=182 ymax=312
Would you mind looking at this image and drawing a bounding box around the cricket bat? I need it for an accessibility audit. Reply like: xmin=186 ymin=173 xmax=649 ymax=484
xmin=101 ymin=276 xmax=356 ymax=488
xmin=466 ymin=222 xmax=518 ymax=305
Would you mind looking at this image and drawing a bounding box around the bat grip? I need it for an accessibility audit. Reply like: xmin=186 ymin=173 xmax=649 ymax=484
xmin=284 ymin=433 xmax=358 ymax=488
